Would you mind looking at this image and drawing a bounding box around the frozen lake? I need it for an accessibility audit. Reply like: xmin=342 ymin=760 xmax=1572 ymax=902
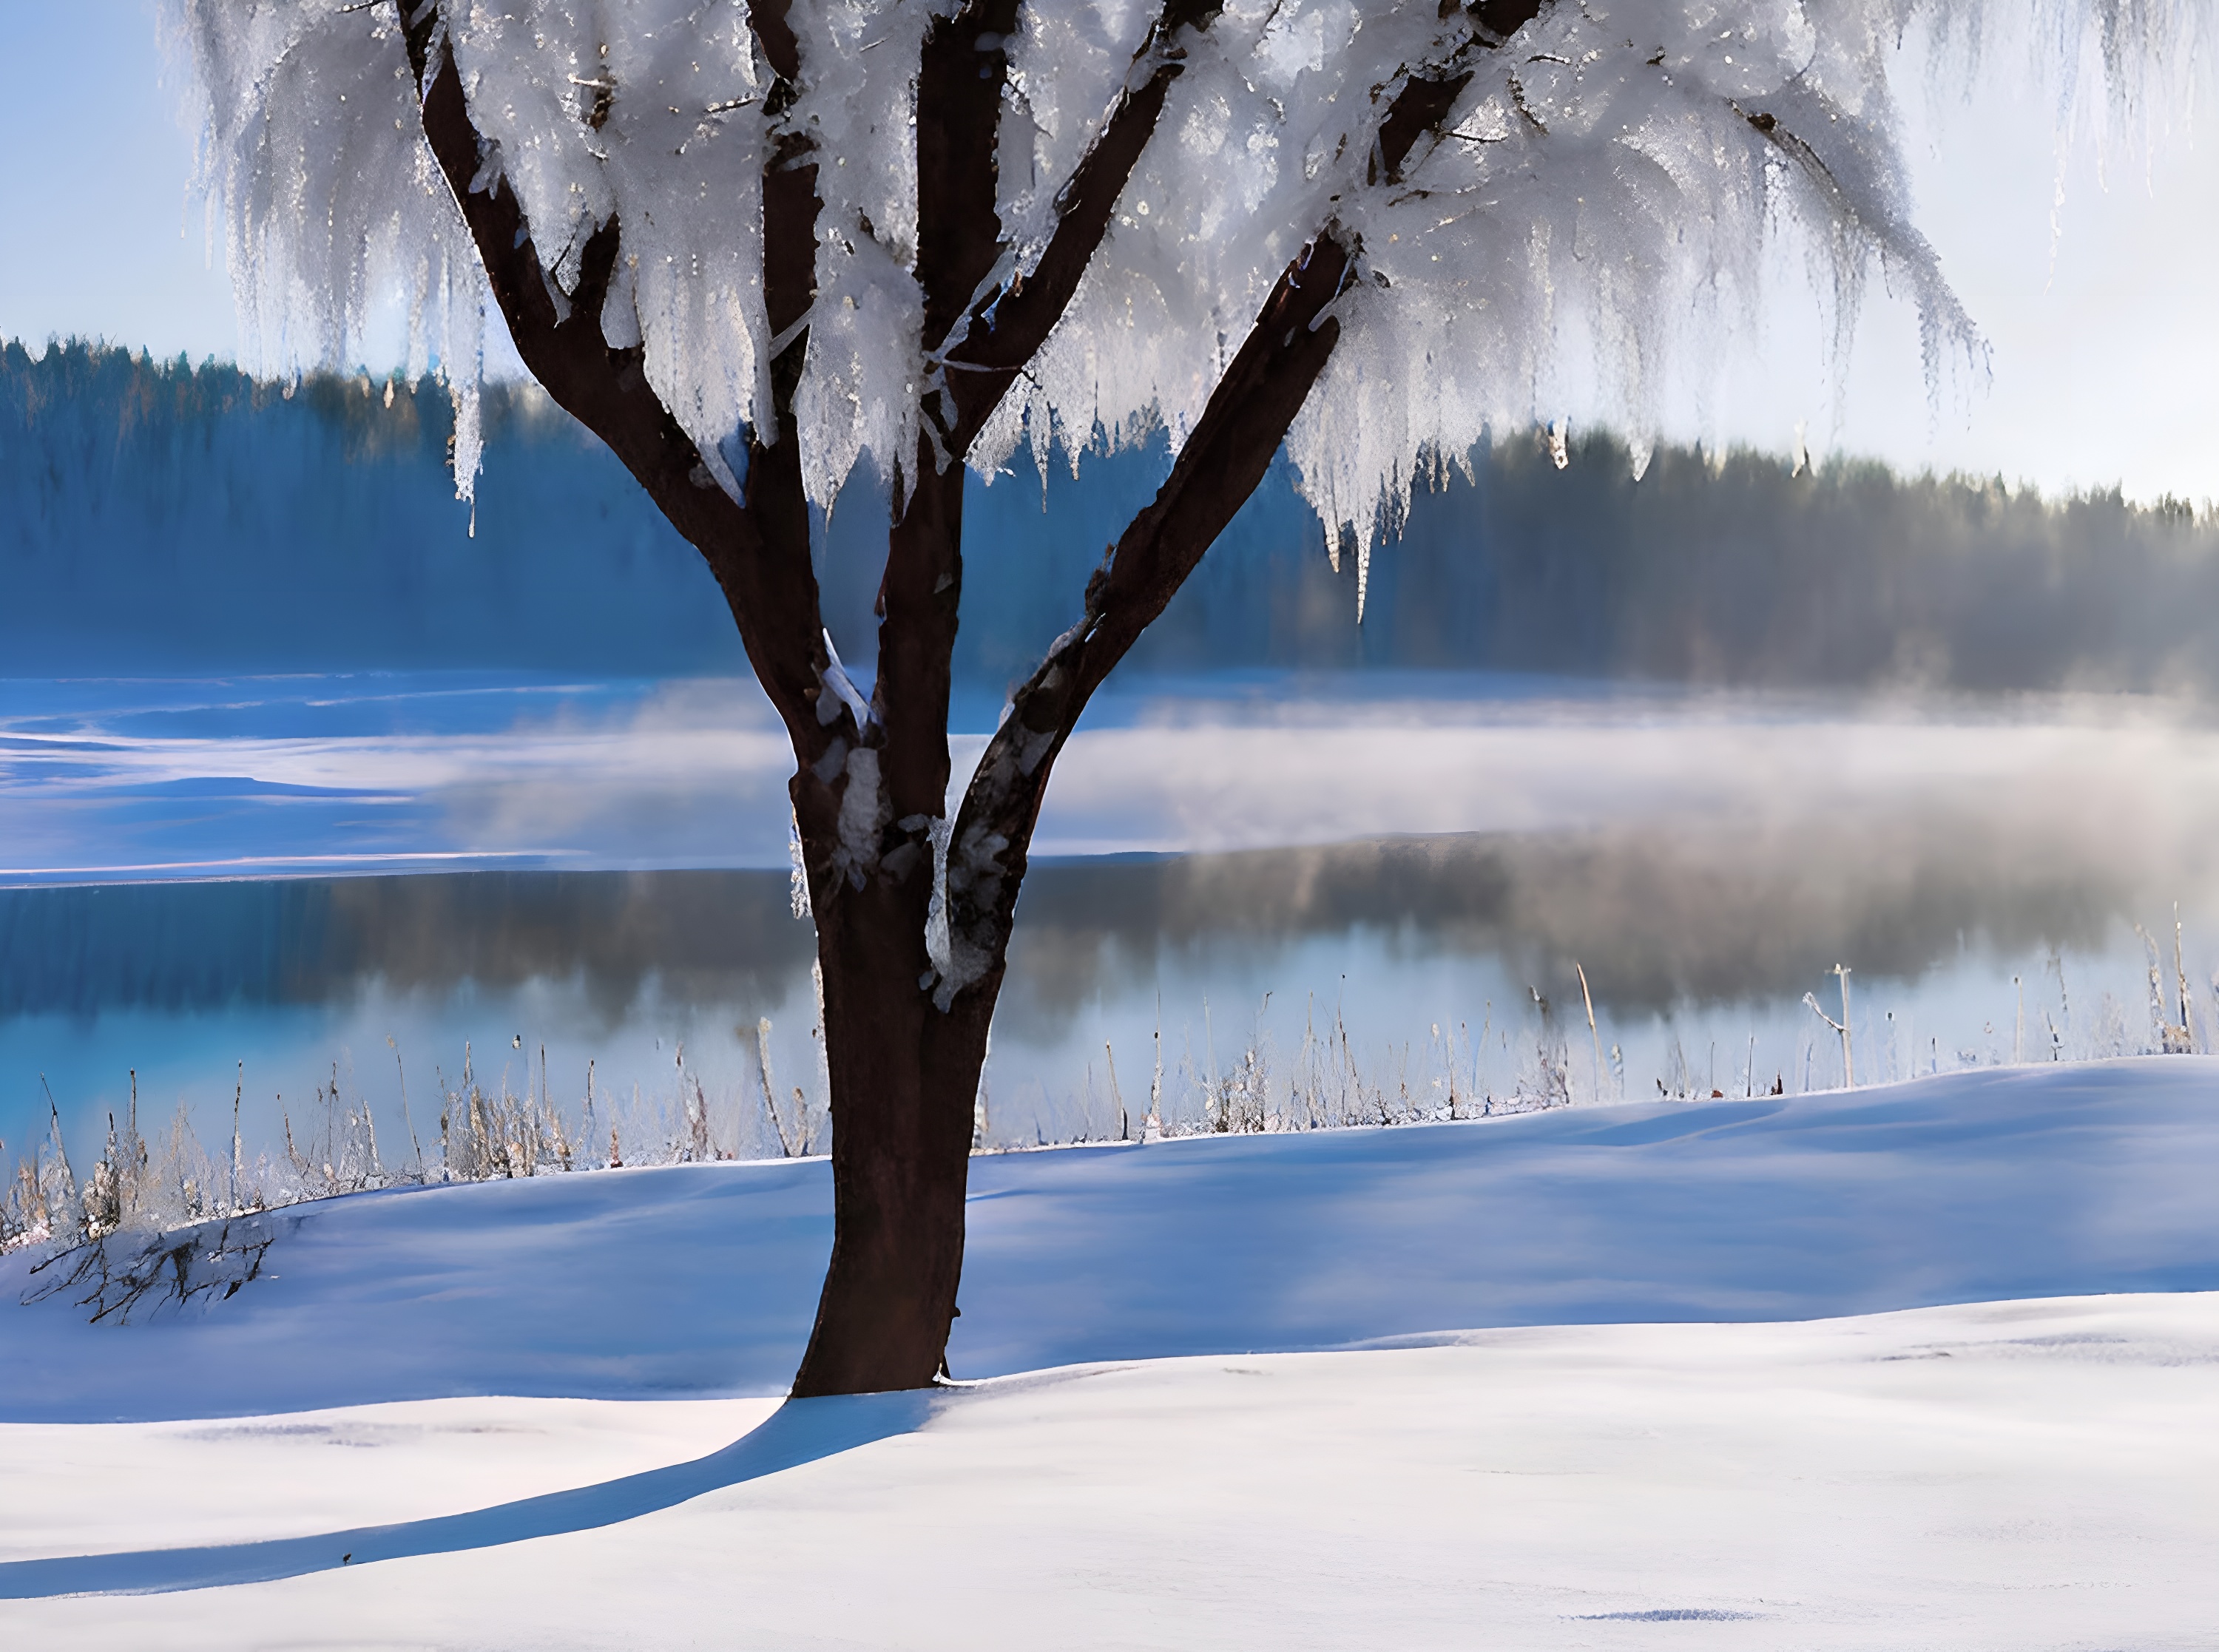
xmin=7 ymin=668 xmax=2219 ymax=1164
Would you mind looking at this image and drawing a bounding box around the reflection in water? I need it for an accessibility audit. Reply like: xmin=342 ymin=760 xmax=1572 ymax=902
xmin=0 ymin=872 xmax=811 ymax=1023
xmin=1004 ymin=813 xmax=2135 ymax=1026
xmin=2 ymin=795 xmax=2208 ymax=1161
xmin=11 ymin=671 xmax=2219 ymax=1158
xmin=0 ymin=809 xmax=2149 ymax=1028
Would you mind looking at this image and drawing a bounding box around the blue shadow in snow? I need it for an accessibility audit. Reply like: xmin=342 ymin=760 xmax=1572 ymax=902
xmin=0 ymin=1390 xmax=934 ymax=1599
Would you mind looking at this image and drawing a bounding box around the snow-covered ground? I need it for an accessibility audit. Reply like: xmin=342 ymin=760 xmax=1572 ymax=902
xmin=1 ymin=1060 xmax=2215 ymax=1645
xmin=2 ymin=1299 xmax=2212 ymax=1646
xmin=5 ymin=1057 xmax=2213 ymax=1421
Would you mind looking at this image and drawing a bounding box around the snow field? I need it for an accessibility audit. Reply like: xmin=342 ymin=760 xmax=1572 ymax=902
xmin=1 ymin=1293 xmax=2212 ymax=1648
xmin=0 ymin=1059 xmax=2213 ymax=1642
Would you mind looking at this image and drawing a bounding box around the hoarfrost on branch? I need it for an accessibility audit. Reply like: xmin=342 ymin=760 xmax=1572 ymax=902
xmin=175 ymin=1 xmax=2192 ymax=536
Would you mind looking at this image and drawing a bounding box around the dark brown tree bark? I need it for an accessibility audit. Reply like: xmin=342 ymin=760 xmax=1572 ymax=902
xmin=397 ymin=0 xmax=1541 ymax=1395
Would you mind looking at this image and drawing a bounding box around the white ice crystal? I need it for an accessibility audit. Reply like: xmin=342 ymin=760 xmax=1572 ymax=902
xmin=175 ymin=0 xmax=2198 ymax=544
xmin=175 ymin=0 xmax=487 ymax=497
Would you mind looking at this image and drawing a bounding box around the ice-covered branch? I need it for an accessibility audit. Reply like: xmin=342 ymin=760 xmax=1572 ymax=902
xmin=925 ymin=17 xmax=1563 ymax=1010
xmin=183 ymin=1 xmax=2202 ymax=545
xmin=933 ymin=227 xmax=1354 ymax=1011
xmin=398 ymin=4 xmax=847 ymax=784
xmin=936 ymin=0 xmax=1225 ymax=451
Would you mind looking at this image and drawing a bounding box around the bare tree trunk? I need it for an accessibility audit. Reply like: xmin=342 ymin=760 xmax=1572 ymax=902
xmin=791 ymin=869 xmax=977 ymax=1393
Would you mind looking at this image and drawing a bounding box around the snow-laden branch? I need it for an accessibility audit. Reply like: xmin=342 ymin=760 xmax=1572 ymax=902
xmin=177 ymin=0 xmax=2199 ymax=558
xmin=933 ymin=225 xmax=1354 ymax=1008
xmin=927 ymin=27 xmax=1507 ymax=1008
xmin=385 ymin=0 xmax=849 ymax=779
xmin=933 ymin=0 xmax=1224 ymax=451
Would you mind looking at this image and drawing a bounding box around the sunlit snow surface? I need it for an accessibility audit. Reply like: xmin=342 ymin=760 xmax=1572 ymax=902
xmin=0 ymin=1063 xmax=2214 ymax=1643
xmin=4 ymin=1299 xmax=2215 ymax=1645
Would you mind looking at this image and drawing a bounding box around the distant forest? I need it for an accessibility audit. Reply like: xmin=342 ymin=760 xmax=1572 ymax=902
xmin=7 ymin=339 xmax=2218 ymax=695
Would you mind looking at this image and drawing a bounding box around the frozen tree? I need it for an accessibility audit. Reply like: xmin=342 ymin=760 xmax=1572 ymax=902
xmin=175 ymin=0 xmax=2186 ymax=1395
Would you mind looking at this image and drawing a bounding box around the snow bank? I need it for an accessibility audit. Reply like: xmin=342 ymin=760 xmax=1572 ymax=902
xmin=3 ymin=1059 xmax=2213 ymax=1424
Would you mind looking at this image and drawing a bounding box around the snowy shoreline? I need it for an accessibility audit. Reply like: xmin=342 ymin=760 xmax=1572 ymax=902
xmin=5 ymin=1057 xmax=2215 ymax=1424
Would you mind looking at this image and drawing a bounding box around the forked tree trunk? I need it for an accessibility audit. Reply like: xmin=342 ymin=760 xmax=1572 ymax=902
xmin=788 ymin=231 xmax=1351 ymax=1393
xmin=400 ymin=0 xmax=1527 ymax=1397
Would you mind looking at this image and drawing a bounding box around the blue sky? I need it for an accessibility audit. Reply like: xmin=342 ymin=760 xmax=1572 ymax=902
xmin=2 ymin=1 xmax=2214 ymax=503
xmin=0 ymin=3 xmax=238 ymax=367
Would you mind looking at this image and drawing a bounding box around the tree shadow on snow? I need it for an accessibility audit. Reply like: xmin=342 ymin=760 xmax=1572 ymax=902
xmin=0 ymin=1390 xmax=936 ymax=1599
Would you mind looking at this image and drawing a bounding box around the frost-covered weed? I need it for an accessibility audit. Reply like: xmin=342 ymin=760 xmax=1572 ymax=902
xmin=0 ymin=1018 xmax=827 ymax=1270
xmin=23 ymin=1211 xmax=283 ymax=1326
xmin=7 ymin=929 xmax=2208 ymax=1288
xmin=1087 ymin=990 xmax=1581 ymax=1148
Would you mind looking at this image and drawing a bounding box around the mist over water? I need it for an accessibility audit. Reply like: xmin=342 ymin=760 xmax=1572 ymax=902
xmin=7 ymin=346 xmax=2219 ymax=1166
xmin=0 ymin=815 xmax=2153 ymax=1032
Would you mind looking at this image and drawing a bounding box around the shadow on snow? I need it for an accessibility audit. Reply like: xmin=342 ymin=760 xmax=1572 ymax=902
xmin=0 ymin=1390 xmax=934 ymax=1599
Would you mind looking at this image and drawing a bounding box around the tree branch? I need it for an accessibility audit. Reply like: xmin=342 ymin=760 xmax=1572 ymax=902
xmin=932 ymin=228 xmax=1352 ymax=1010
xmin=933 ymin=0 xmax=1530 ymax=448
xmin=854 ymin=0 xmax=1027 ymax=852
xmin=932 ymin=11 xmax=1558 ymax=1009
xmin=916 ymin=1 xmax=1024 ymax=359
xmin=871 ymin=2 xmax=1225 ymax=850
xmin=880 ymin=0 xmax=1496 ymax=850
xmin=399 ymin=1 xmax=843 ymax=773
xmin=936 ymin=1 xmax=1221 ymax=452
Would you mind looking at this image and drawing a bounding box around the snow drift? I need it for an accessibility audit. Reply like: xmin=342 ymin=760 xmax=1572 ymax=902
xmin=5 ymin=1058 xmax=2214 ymax=1424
